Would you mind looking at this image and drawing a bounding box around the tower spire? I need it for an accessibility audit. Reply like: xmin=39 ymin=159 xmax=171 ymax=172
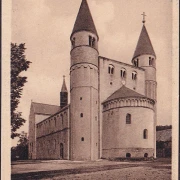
xmin=60 ymin=76 xmax=68 ymax=108
xmin=71 ymin=0 xmax=98 ymax=39
xmin=61 ymin=75 xmax=67 ymax=92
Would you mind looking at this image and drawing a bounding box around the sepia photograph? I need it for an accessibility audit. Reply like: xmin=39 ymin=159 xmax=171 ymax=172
xmin=1 ymin=0 xmax=179 ymax=179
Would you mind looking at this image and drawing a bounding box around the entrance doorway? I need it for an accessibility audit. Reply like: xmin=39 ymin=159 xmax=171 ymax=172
xmin=60 ymin=143 xmax=64 ymax=159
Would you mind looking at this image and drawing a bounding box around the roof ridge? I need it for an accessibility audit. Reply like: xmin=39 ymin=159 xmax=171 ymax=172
xmin=32 ymin=102 xmax=60 ymax=107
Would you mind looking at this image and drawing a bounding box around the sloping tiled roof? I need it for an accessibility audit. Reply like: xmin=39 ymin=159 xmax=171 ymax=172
xmin=156 ymin=129 xmax=172 ymax=142
xmin=71 ymin=0 xmax=98 ymax=39
xmin=103 ymin=86 xmax=146 ymax=103
xmin=132 ymin=25 xmax=156 ymax=60
xmin=32 ymin=102 xmax=60 ymax=115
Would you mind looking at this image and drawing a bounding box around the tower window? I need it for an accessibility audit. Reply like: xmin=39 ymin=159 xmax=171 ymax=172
xmin=143 ymin=129 xmax=148 ymax=139
xmin=81 ymin=137 xmax=84 ymax=141
xmin=80 ymin=97 xmax=82 ymax=100
xmin=126 ymin=113 xmax=131 ymax=124
xmin=149 ymin=57 xmax=153 ymax=66
xmin=132 ymin=71 xmax=137 ymax=80
xmin=92 ymin=37 xmax=95 ymax=47
xmin=134 ymin=58 xmax=139 ymax=67
xmin=71 ymin=37 xmax=75 ymax=48
xmin=120 ymin=68 xmax=126 ymax=78
xmin=89 ymin=36 xmax=95 ymax=47
xmin=126 ymin=153 xmax=131 ymax=158
xmin=108 ymin=64 xmax=114 ymax=74
xmin=80 ymin=113 xmax=83 ymax=117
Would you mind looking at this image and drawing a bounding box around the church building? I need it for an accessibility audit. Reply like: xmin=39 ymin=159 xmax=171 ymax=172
xmin=28 ymin=0 xmax=157 ymax=161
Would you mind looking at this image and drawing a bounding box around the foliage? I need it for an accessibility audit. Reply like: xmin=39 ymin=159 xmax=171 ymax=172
xmin=11 ymin=43 xmax=31 ymax=139
xmin=11 ymin=131 xmax=29 ymax=161
xmin=156 ymin=125 xmax=172 ymax=131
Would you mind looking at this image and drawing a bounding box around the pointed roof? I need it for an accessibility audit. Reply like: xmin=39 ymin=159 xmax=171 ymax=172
xmin=103 ymin=86 xmax=146 ymax=103
xmin=71 ymin=0 xmax=98 ymax=39
xmin=61 ymin=76 xmax=68 ymax=92
xmin=132 ymin=25 xmax=156 ymax=60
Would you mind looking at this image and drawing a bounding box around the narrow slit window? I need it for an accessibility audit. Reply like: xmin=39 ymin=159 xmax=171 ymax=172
xmin=92 ymin=37 xmax=95 ymax=47
xmin=81 ymin=137 xmax=84 ymax=141
xmin=80 ymin=113 xmax=83 ymax=117
xmin=71 ymin=37 xmax=75 ymax=47
xmin=89 ymin=36 xmax=92 ymax=46
xmin=149 ymin=57 xmax=153 ymax=66
xmin=126 ymin=113 xmax=131 ymax=124
xmin=143 ymin=129 xmax=148 ymax=139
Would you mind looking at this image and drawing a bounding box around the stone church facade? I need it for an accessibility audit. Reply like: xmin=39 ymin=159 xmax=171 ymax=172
xmin=28 ymin=0 xmax=157 ymax=161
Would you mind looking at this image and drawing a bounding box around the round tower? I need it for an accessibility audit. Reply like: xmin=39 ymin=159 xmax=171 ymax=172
xmin=132 ymin=23 xmax=156 ymax=101
xmin=70 ymin=0 xmax=99 ymax=161
xmin=132 ymin=16 xmax=157 ymax=158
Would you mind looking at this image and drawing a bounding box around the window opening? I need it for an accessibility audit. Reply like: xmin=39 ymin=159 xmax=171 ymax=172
xmin=132 ymin=71 xmax=137 ymax=80
xmin=144 ymin=153 xmax=148 ymax=157
xmin=126 ymin=153 xmax=131 ymax=158
xmin=80 ymin=113 xmax=83 ymax=117
xmin=134 ymin=58 xmax=139 ymax=67
xmin=108 ymin=64 xmax=114 ymax=74
xmin=121 ymin=68 xmax=126 ymax=78
xmin=89 ymin=36 xmax=95 ymax=47
xmin=126 ymin=114 xmax=131 ymax=124
xmin=71 ymin=37 xmax=75 ymax=47
xmin=143 ymin=129 xmax=148 ymax=139
xmin=149 ymin=57 xmax=153 ymax=66
xmin=81 ymin=137 xmax=84 ymax=141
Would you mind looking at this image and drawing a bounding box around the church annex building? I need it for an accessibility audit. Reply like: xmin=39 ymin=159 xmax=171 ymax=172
xmin=28 ymin=0 xmax=157 ymax=161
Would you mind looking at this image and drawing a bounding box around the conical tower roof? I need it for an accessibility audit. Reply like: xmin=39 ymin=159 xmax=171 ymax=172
xmin=71 ymin=0 xmax=98 ymax=39
xmin=61 ymin=76 xmax=68 ymax=92
xmin=132 ymin=25 xmax=156 ymax=60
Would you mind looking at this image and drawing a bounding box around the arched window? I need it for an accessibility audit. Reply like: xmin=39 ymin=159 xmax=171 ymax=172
xmin=120 ymin=68 xmax=126 ymax=78
xmin=143 ymin=129 xmax=148 ymax=139
xmin=80 ymin=113 xmax=83 ymax=117
xmin=132 ymin=71 xmax=137 ymax=80
xmin=126 ymin=114 xmax=131 ymax=124
xmin=81 ymin=137 xmax=84 ymax=141
xmin=134 ymin=58 xmax=139 ymax=67
xmin=89 ymin=36 xmax=95 ymax=47
xmin=149 ymin=57 xmax=153 ymax=66
xmin=126 ymin=153 xmax=131 ymax=158
xmin=92 ymin=37 xmax=95 ymax=47
xmin=108 ymin=64 xmax=114 ymax=74
xmin=144 ymin=153 xmax=148 ymax=157
xmin=71 ymin=37 xmax=75 ymax=47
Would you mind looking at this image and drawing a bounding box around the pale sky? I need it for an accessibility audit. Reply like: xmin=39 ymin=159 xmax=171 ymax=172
xmin=11 ymin=0 xmax=172 ymax=146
